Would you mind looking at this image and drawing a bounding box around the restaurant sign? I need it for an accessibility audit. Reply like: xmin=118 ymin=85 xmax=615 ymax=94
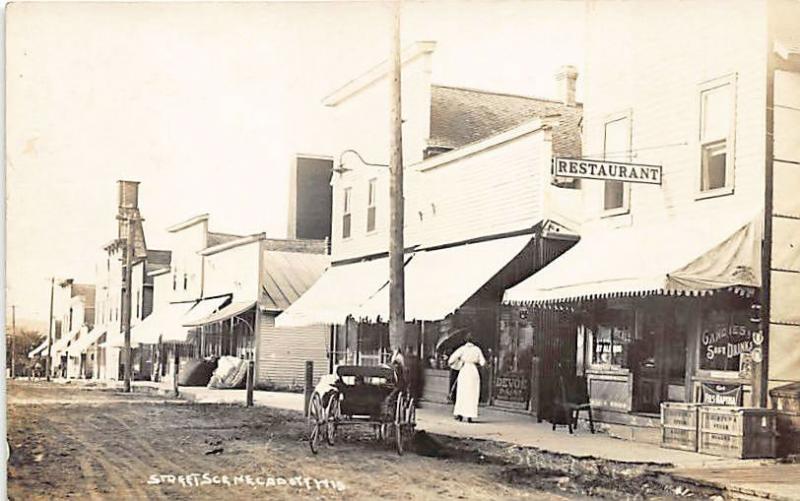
xmin=552 ymin=157 xmax=663 ymax=185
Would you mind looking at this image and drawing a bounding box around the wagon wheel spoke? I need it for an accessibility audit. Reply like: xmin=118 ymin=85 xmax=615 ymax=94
xmin=326 ymin=396 xmax=339 ymax=446
xmin=308 ymin=394 xmax=323 ymax=454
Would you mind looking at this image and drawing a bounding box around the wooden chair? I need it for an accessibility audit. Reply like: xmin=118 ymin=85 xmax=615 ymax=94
xmin=552 ymin=373 xmax=595 ymax=434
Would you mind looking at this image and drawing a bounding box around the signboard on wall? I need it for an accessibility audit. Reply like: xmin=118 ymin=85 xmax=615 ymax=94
xmin=701 ymin=383 xmax=743 ymax=406
xmin=552 ymin=157 xmax=663 ymax=185
xmin=493 ymin=373 xmax=529 ymax=403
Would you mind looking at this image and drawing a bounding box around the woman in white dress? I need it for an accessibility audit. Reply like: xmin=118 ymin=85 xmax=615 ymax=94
xmin=448 ymin=334 xmax=486 ymax=423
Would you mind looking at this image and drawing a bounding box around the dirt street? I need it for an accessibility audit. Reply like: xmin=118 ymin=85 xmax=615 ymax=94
xmin=7 ymin=381 xmax=572 ymax=500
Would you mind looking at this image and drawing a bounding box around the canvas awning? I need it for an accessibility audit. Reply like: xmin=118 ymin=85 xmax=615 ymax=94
xmin=28 ymin=340 xmax=49 ymax=358
xmin=180 ymin=296 xmax=231 ymax=329
xmin=131 ymin=301 xmax=198 ymax=345
xmin=68 ymin=326 xmax=106 ymax=357
xmin=356 ymin=235 xmax=533 ymax=322
xmin=51 ymin=326 xmax=82 ymax=356
xmin=275 ymin=258 xmax=390 ymax=327
xmin=183 ymin=300 xmax=256 ymax=327
xmin=504 ymin=214 xmax=761 ymax=304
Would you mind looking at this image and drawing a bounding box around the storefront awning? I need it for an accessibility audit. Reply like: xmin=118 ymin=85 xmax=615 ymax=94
xmin=356 ymin=235 xmax=533 ymax=322
xmin=183 ymin=300 xmax=256 ymax=327
xmin=51 ymin=326 xmax=82 ymax=356
xmin=504 ymin=214 xmax=761 ymax=304
xmin=275 ymin=258 xmax=389 ymax=327
xmin=28 ymin=340 xmax=49 ymax=358
xmin=131 ymin=301 xmax=198 ymax=345
xmin=68 ymin=326 xmax=106 ymax=357
xmin=180 ymin=296 xmax=231 ymax=329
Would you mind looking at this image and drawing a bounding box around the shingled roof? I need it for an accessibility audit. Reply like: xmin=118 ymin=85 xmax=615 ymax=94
xmin=428 ymin=85 xmax=582 ymax=157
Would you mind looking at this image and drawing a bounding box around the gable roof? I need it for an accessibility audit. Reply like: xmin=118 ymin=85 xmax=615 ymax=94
xmin=429 ymin=85 xmax=582 ymax=157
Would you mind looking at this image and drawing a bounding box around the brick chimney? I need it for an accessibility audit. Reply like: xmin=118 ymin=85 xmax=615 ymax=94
xmin=555 ymin=65 xmax=578 ymax=106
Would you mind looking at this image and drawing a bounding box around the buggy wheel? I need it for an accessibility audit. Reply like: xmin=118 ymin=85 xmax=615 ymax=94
xmin=395 ymin=394 xmax=409 ymax=455
xmin=326 ymin=396 xmax=339 ymax=446
xmin=307 ymin=393 xmax=324 ymax=454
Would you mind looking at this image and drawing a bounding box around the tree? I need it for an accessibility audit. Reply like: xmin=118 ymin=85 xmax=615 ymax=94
xmin=7 ymin=328 xmax=45 ymax=377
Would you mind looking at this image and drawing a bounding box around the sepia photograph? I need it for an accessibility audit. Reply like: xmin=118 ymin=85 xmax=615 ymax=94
xmin=4 ymin=0 xmax=800 ymax=499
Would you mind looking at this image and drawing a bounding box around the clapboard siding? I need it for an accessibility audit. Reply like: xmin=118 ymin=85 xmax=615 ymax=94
xmin=331 ymin=126 xmax=554 ymax=261
xmin=582 ymin=0 xmax=768 ymax=230
xmin=769 ymin=68 xmax=800 ymax=384
xmin=256 ymin=313 xmax=329 ymax=388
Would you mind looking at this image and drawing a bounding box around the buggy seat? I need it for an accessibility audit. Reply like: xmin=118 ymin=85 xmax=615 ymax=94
xmin=335 ymin=365 xmax=398 ymax=417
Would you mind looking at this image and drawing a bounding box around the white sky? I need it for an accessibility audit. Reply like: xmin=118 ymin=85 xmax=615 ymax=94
xmin=6 ymin=0 xmax=585 ymax=323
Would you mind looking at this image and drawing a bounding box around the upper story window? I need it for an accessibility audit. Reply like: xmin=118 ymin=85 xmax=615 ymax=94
xmin=172 ymin=268 xmax=177 ymax=291
xmin=136 ymin=290 xmax=141 ymax=319
xmin=699 ymin=76 xmax=736 ymax=195
xmin=366 ymin=178 xmax=377 ymax=233
xmin=602 ymin=114 xmax=631 ymax=215
xmin=342 ymin=187 xmax=352 ymax=239
xmin=183 ymin=273 xmax=188 ymax=290
xmin=68 ymin=308 xmax=73 ymax=332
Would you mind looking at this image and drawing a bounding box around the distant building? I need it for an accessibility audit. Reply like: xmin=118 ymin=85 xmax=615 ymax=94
xmin=130 ymin=213 xmax=330 ymax=389
xmin=77 ymin=180 xmax=169 ymax=381
xmin=287 ymin=155 xmax=333 ymax=242
xmin=46 ymin=279 xmax=95 ymax=378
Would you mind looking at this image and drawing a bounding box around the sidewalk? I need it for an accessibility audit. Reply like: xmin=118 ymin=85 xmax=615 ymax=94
xmin=95 ymin=379 xmax=800 ymax=500
xmin=123 ymin=380 xmax=740 ymax=467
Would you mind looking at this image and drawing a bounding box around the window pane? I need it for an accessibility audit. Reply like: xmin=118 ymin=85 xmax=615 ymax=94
xmin=342 ymin=213 xmax=351 ymax=239
xmin=603 ymin=117 xmax=629 ymax=211
xmin=343 ymin=188 xmax=351 ymax=213
xmin=702 ymin=84 xmax=730 ymax=141
xmin=604 ymin=180 xmax=624 ymax=210
xmin=604 ymin=118 xmax=629 ymax=160
xmin=367 ymin=206 xmax=376 ymax=232
xmin=701 ymin=140 xmax=727 ymax=191
xmin=699 ymin=307 xmax=754 ymax=372
xmin=592 ymin=309 xmax=634 ymax=367
xmin=368 ymin=179 xmax=376 ymax=207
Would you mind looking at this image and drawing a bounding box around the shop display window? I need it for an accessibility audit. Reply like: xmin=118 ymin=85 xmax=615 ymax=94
xmin=591 ymin=309 xmax=634 ymax=368
xmin=698 ymin=307 xmax=754 ymax=373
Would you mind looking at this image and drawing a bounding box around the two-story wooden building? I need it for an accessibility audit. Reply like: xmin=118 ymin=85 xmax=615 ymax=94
xmin=277 ymin=41 xmax=585 ymax=406
xmin=505 ymin=0 xmax=800 ymax=443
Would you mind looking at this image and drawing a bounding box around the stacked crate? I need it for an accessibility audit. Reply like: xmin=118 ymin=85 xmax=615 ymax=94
xmin=698 ymin=407 xmax=777 ymax=459
xmin=661 ymin=402 xmax=701 ymax=451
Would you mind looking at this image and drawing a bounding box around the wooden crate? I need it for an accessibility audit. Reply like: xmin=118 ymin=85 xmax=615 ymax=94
xmin=660 ymin=402 xmax=700 ymax=452
xmin=698 ymin=406 xmax=776 ymax=459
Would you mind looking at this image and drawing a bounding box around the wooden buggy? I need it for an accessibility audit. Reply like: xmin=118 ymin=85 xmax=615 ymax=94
xmin=307 ymin=364 xmax=416 ymax=455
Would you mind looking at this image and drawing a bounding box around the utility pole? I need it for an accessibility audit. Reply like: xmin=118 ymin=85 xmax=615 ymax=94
xmin=11 ymin=305 xmax=16 ymax=378
xmin=388 ymin=0 xmax=406 ymax=351
xmin=46 ymin=277 xmax=54 ymax=382
xmin=120 ymin=213 xmax=137 ymax=393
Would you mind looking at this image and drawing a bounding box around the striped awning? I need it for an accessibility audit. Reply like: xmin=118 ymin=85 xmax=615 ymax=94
xmin=504 ymin=213 xmax=761 ymax=305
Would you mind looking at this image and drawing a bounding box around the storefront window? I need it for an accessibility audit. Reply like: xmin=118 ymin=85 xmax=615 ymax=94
xmin=699 ymin=307 xmax=754 ymax=373
xmin=592 ymin=309 xmax=634 ymax=367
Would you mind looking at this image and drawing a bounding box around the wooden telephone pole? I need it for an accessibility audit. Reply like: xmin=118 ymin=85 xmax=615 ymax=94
xmin=120 ymin=213 xmax=139 ymax=393
xmin=45 ymin=277 xmax=54 ymax=382
xmin=388 ymin=0 xmax=406 ymax=351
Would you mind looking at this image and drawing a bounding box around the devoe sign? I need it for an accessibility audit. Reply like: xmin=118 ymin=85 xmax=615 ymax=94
xmin=552 ymin=157 xmax=663 ymax=185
